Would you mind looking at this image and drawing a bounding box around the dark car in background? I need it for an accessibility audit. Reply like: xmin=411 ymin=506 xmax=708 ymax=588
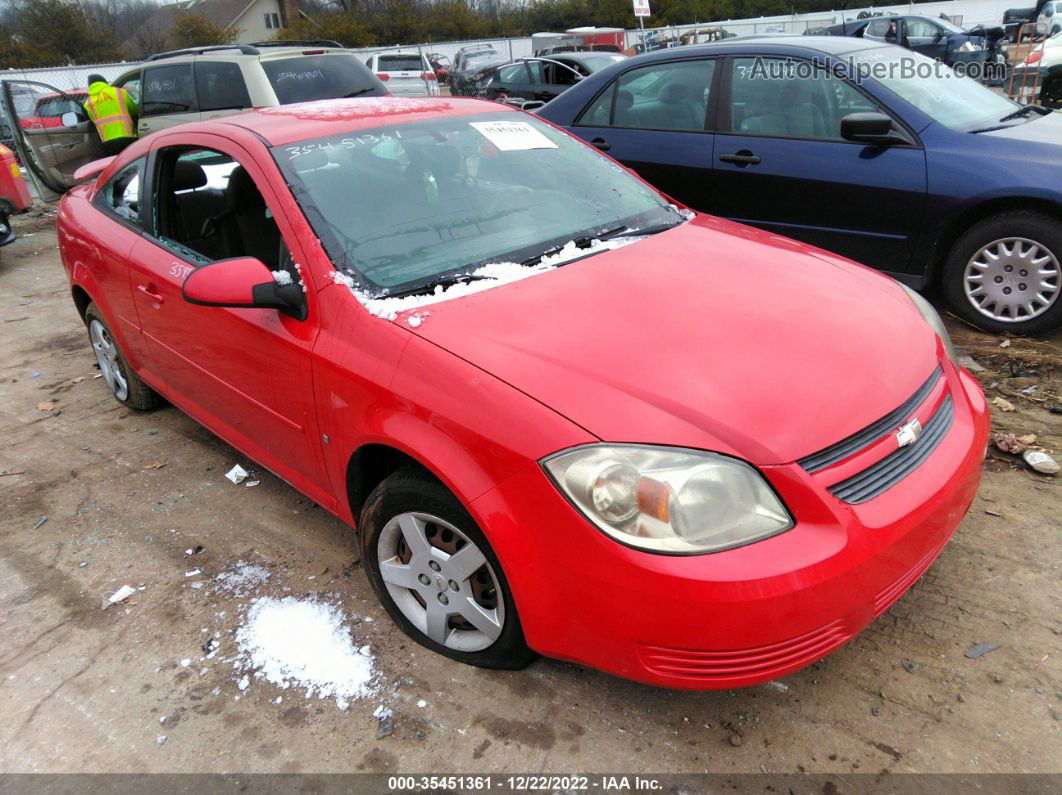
xmin=539 ymin=37 xmax=1062 ymax=335
xmin=484 ymin=53 xmax=625 ymax=103
xmin=827 ymin=14 xmax=1007 ymax=78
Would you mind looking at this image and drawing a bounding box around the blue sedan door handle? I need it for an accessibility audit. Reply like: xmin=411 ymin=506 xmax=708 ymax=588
xmin=719 ymin=150 xmax=761 ymax=166
xmin=590 ymin=137 xmax=611 ymax=151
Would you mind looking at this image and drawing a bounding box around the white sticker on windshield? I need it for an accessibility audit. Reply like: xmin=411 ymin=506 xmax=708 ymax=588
xmin=469 ymin=121 xmax=557 ymax=151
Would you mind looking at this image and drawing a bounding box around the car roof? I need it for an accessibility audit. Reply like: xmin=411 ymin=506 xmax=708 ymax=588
xmin=630 ymin=35 xmax=894 ymax=59
xmin=217 ymin=97 xmax=513 ymax=146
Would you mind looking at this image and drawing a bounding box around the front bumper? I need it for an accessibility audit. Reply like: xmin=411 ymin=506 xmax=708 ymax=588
xmin=470 ymin=364 xmax=989 ymax=689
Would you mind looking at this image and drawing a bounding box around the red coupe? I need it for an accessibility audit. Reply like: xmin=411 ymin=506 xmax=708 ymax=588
xmin=57 ymin=97 xmax=989 ymax=688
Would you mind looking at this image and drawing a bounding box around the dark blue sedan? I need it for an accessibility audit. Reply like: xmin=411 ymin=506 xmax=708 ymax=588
xmin=538 ymin=37 xmax=1062 ymax=334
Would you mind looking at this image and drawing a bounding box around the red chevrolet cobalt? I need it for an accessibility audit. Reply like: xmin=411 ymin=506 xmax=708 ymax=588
xmin=56 ymin=98 xmax=989 ymax=688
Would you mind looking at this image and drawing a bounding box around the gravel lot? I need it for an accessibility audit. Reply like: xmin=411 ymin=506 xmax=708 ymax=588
xmin=0 ymin=209 xmax=1059 ymax=775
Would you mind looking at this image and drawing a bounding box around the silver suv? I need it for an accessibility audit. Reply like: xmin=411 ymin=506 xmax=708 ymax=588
xmin=114 ymin=40 xmax=388 ymax=137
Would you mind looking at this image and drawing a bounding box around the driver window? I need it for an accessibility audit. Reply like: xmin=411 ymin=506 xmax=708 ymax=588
xmin=905 ymin=19 xmax=939 ymax=38
xmin=731 ymin=58 xmax=883 ymax=141
xmin=152 ymin=148 xmax=293 ymax=277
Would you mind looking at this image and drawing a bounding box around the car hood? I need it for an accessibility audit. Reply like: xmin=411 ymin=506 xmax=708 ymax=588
xmin=982 ymin=109 xmax=1062 ymax=144
xmin=395 ymin=217 xmax=940 ymax=465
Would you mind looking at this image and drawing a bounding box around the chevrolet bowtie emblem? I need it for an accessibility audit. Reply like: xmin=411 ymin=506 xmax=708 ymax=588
xmin=896 ymin=418 xmax=923 ymax=448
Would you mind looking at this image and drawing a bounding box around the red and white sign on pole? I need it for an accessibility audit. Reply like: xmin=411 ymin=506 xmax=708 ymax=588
xmin=633 ymin=0 xmax=651 ymax=17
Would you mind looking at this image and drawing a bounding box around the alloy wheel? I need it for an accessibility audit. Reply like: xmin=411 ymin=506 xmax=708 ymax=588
xmin=89 ymin=318 xmax=129 ymax=401
xmin=963 ymin=236 xmax=1061 ymax=323
xmin=377 ymin=511 xmax=504 ymax=652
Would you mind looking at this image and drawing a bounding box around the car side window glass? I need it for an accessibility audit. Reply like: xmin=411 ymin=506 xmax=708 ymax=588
xmin=525 ymin=61 xmax=545 ymax=83
xmin=865 ymin=19 xmax=894 ymax=39
xmin=141 ymin=65 xmax=197 ymax=117
xmin=905 ymin=19 xmax=939 ymax=38
xmin=151 ymin=148 xmax=293 ymax=277
xmin=117 ymin=75 xmax=141 ymax=104
xmin=194 ymin=61 xmax=252 ymax=112
xmin=497 ymin=64 xmax=525 ymax=83
xmin=94 ymin=158 xmax=144 ymax=224
xmin=576 ymin=83 xmax=616 ymax=126
xmin=579 ymin=59 xmax=713 ymax=132
xmin=731 ymin=57 xmax=882 ymax=141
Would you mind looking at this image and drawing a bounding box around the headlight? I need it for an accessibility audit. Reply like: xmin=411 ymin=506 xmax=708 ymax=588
xmin=898 ymin=283 xmax=957 ymax=363
xmin=542 ymin=445 xmax=793 ymax=555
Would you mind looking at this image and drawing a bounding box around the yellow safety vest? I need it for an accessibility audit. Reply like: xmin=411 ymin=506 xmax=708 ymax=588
xmin=84 ymin=82 xmax=136 ymax=143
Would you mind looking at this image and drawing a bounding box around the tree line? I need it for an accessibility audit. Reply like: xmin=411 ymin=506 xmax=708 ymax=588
xmin=0 ymin=0 xmax=930 ymax=68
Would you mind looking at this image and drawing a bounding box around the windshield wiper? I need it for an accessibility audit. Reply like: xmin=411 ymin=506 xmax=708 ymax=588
xmin=998 ymin=104 xmax=1042 ymax=123
xmin=387 ymin=271 xmax=493 ymax=298
xmin=344 ymin=88 xmax=376 ymax=98
xmin=606 ymin=220 xmax=683 ymax=238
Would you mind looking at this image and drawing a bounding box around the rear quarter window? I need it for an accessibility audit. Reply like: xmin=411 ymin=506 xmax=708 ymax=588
xmin=195 ymin=61 xmax=252 ymax=111
xmin=262 ymin=54 xmax=387 ymax=104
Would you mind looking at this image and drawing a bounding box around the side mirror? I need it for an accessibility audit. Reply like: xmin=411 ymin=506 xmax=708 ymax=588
xmin=61 ymin=111 xmax=81 ymax=128
xmin=182 ymin=257 xmax=306 ymax=320
xmin=840 ymin=112 xmax=909 ymax=146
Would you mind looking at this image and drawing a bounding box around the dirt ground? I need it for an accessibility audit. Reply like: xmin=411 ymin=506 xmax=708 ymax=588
xmin=0 ymin=209 xmax=1059 ymax=776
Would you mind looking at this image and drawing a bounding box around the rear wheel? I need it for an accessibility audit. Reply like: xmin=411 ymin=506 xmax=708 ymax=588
xmin=84 ymin=303 xmax=159 ymax=410
xmin=1042 ymin=75 xmax=1062 ymax=109
xmin=942 ymin=211 xmax=1062 ymax=335
xmin=359 ymin=466 xmax=534 ymax=669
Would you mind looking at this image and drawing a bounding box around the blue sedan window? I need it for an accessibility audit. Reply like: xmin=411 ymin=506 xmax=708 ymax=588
xmin=576 ymin=59 xmax=714 ymax=132
xmin=732 ymin=58 xmax=880 ymax=140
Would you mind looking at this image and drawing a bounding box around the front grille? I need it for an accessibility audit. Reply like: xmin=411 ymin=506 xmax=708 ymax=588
xmin=829 ymin=395 xmax=954 ymax=505
xmin=798 ymin=365 xmax=943 ymax=473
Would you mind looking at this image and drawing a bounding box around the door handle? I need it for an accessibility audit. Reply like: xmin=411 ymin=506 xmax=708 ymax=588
xmin=590 ymin=137 xmax=611 ymax=151
xmin=719 ymin=150 xmax=761 ymax=166
xmin=137 ymin=283 xmax=164 ymax=304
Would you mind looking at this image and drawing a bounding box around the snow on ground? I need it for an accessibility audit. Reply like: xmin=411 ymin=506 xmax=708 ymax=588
xmin=330 ymin=235 xmax=647 ymax=324
xmin=233 ymin=596 xmax=377 ymax=710
xmin=214 ymin=562 xmax=272 ymax=598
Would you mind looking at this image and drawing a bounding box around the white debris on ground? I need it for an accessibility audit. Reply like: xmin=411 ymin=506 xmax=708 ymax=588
xmin=272 ymin=270 xmax=293 ymax=286
xmin=329 ymin=235 xmax=647 ymax=323
xmin=214 ymin=562 xmax=272 ymax=598
xmin=224 ymin=464 xmax=249 ymax=484
xmin=233 ymin=596 xmax=376 ymax=710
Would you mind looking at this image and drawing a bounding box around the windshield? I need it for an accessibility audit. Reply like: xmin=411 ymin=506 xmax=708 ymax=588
xmin=263 ymin=54 xmax=386 ymax=104
xmin=851 ymin=48 xmax=1018 ymax=130
xmin=274 ymin=114 xmax=675 ymax=295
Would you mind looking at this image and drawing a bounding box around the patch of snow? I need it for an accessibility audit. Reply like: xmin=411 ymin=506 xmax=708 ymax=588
xmin=215 ymin=562 xmax=271 ymax=597
xmin=272 ymin=270 xmax=293 ymax=286
xmin=330 ymin=236 xmax=645 ymax=323
xmin=180 ymin=658 xmax=191 ymax=668
xmin=185 ymin=569 xmax=201 ymax=577
xmin=156 ymin=735 xmax=166 ymax=745
xmin=233 ymin=596 xmax=376 ymax=710
xmin=237 ymin=675 xmax=250 ymax=692
xmin=373 ymin=704 xmax=392 ymax=720
xmin=417 ymin=699 xmax=427 ymax=708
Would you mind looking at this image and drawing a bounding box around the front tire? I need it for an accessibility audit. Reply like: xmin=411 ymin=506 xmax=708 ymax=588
xmin=942 ymin=210 xmax=1062 ymax=335
xmin=359 ymin=466 xmax=535 ymax=670
xmin=84 ymin=303 xmax=159 ymax=410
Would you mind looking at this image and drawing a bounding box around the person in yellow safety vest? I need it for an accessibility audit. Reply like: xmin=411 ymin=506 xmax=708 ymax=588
xmin=83 ymin=73 xmax=138 ymax=156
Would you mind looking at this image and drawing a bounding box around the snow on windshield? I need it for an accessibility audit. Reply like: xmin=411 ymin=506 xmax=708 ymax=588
xmin=330 ymin=235 xmax=648 ymax=326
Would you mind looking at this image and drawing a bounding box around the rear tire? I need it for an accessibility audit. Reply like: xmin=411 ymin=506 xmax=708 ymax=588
xmin=359 ymin=466 xmax=535 ymax=670
xmin=941 ymin=210 xmax=1062 ymax=335
xmin=84 ymin=303 xmax=159 ymax=410
xmin=1042 ymin=75 xmax=1062 ymax=109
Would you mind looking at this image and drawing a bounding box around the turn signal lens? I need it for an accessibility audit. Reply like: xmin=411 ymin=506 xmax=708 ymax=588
xmin=376 ymin=73 xmax=390 ymax=81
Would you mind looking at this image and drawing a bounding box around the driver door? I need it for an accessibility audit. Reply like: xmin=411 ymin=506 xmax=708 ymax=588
xmin=903 ymin=18 xmax=949 ymax=59
xmin=0 ymin=80 xmax=105 ymax=201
